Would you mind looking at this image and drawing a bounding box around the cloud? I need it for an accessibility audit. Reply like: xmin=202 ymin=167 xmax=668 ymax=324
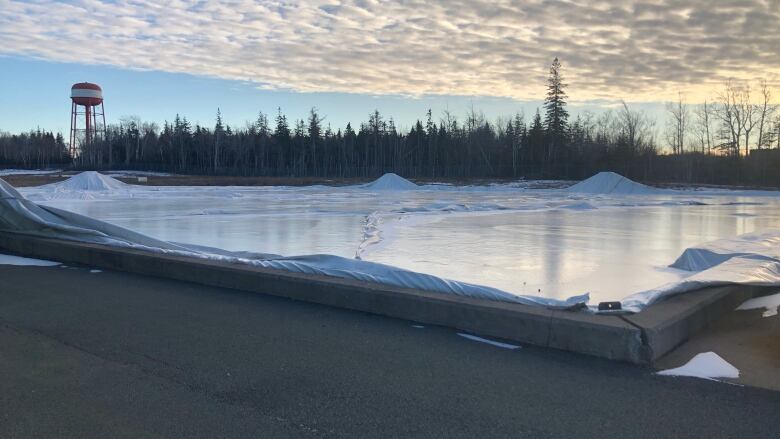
xmin=1 ymin=0 xmax=778 ymax=102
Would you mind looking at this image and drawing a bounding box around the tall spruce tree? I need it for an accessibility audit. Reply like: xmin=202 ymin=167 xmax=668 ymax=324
xmin=543 ymin=58 xmax=568 ymax=164
xmin=214 ymin=108 xmax=225 ymax=172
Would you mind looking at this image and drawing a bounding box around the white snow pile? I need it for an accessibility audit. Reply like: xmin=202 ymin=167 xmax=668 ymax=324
xmin=362 ymin=173 xmax=418 ymax=191
xmin=25 ymin=171 xmax=133 ymax=200
xmin=0 ymin=176 xmax=588 ymax=310
xmin=621 ymin=229 xmax=780 ymax=312
xmin=736 ymin=291 xmax=780 ymax=318
xmin=47 ymin=171 xmax=128 ymax=192
xmin=568 ymin=172 xmax=661 ymax=195
xmin=657 ymin=352 xmax=739 ymax=381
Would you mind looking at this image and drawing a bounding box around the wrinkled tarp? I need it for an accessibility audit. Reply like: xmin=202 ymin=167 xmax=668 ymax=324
xmin=621 ymin=230 xmax=780 ymax=312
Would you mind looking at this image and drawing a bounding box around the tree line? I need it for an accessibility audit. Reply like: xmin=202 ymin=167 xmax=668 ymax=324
xmin=2 ymin=58 xmax=780 ymax=186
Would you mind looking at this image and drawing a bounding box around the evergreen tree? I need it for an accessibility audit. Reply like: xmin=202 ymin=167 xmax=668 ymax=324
xmin=528 ymin=109 xmax=545 ymax=166
xmin=214 ymin=108 xmax=225 ymax=172
xmin=544 ymin=57 xmax=569 ymax=164
xmin=308 ymin=108 xmax=323 ymax=174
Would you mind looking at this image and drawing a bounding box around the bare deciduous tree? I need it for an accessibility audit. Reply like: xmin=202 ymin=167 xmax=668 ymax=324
xmin=693 ymin=101 xmax=713 ymax=154
xmin=665 ymin=92 xmax=688 ymax=154
xmin=756 ymin=80 xmax=778 ymax=149
xmin=714 ymin=81 xmax=744 ymax=156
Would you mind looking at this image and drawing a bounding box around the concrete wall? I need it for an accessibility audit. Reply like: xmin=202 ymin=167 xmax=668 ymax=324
xmin=0 ymin=232 xmax=763 ymax=364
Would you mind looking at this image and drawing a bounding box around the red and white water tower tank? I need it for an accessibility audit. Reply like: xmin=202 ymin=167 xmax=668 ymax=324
xmin=69 ymin=82 xmax=106 ymax=158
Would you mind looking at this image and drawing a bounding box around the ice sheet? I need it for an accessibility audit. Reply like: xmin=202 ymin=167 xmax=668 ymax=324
xmin=1 ymin=176 xmax=588 ymax=309
xmin=9 ymin=172 xmax=780 ymax=311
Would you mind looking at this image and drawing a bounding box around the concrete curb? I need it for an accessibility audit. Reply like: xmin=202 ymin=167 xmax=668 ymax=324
xmin=0 ymin=232 xmax=764 ymax=364
xmin=621 ymin=284 xmax=764 ymax=362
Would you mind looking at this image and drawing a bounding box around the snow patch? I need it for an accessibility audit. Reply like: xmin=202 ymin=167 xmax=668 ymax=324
xmin=568 ymin=172 xmax=661 ymax=195
xmin=737 ymin=292 xmax=780 ymax=317
xmin=657 ymin=352 xmax=739 ymax=381
xmin=0 ymin=253 xmax=60 ymax=266
xmin=458 ymin=333 xmax=521 ymax=350
xmin=362 ymin=173 xmax=418 ymax=191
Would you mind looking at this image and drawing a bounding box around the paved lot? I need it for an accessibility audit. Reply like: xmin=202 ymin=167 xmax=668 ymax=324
xmin=0 ymin=264 xmax=778 ymax=438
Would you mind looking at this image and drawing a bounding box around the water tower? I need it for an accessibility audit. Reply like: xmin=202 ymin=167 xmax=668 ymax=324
xmin=69 ymin=82 xmax=106 ymax=158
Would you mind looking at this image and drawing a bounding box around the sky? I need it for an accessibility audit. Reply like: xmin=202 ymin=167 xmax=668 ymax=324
xmin=1 ymin=0 xmax=778 ymax=135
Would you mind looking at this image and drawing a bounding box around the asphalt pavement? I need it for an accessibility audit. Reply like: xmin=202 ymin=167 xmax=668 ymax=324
xmin=0 ymin=264 xmax=778 ymax=438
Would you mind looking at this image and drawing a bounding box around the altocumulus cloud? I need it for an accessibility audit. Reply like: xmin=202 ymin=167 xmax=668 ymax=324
xmin=1 ymin=0 xmax=778 ymax=101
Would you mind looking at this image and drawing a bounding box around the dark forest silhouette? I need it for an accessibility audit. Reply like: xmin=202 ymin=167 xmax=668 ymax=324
xmin=2 ymin=59 xmax=779 ymax=186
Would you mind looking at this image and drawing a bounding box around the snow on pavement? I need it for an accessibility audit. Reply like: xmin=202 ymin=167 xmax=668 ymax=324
xmin=457 ymin=333 xmax=521 ymax=350
xmin=657 ymin=352 xmax=740 ymax=381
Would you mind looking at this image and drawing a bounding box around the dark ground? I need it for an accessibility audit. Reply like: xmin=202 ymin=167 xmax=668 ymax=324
xmin=0 ymin=264 xmax=778 ymax=438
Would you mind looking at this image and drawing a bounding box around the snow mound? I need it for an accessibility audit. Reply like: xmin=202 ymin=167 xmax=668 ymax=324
xmin=363 ymin=173 xmax=418 ymax=191
xmin=568 ymin=172 xmax=660 ymax=195
xmin=49 ymin=171 xmax=128 ymax=192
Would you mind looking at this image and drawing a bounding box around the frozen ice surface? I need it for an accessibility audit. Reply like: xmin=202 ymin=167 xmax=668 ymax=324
xmin=13 ymin=171 xmax=780 ymax=307
xmin=737 ymin=292 xmax=780 ymax=317
xmin=0 ymin=253 xmax=60 ymax=266
xmin=1 ymin=176 xmax=584 ymax=309
xmin=657 ymin=352 xmax=740 ymax=381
